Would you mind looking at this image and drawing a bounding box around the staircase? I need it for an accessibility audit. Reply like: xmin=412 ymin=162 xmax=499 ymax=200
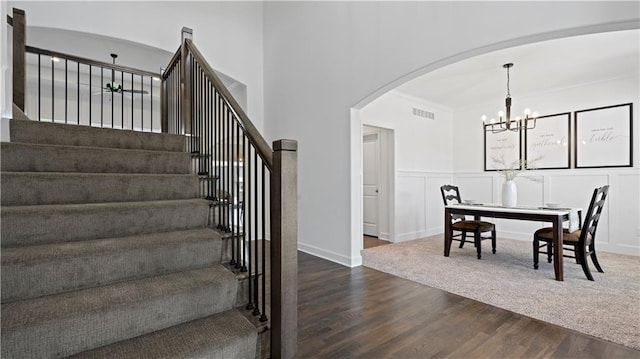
xmin=1 ymin=119 xmax=259 ymax=358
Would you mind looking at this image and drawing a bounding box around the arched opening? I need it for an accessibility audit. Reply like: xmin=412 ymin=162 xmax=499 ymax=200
xmin=349 ymin=25 xmax=639 ymax=266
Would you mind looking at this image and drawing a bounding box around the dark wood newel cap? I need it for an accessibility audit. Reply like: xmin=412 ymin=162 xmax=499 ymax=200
xmin=273 ymin=139 xmax=297 ymax=152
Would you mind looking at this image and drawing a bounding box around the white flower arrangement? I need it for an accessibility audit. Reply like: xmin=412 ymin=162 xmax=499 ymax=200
xmin=491 ymin=155 xmax=543 ymax=182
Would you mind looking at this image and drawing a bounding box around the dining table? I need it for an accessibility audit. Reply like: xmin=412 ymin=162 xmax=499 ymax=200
xmin=444 ymin=203 xmax=580 ymax=281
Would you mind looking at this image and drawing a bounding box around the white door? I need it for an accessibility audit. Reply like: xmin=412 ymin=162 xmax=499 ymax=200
xmin=363 ymin=133 xmax=379 ymax=236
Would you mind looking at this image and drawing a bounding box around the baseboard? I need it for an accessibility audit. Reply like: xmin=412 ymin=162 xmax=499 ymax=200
xmin=396 ymin=231 xmax=427 ymax=242
xmin=298 ymin=242 xmax=359 ymax=267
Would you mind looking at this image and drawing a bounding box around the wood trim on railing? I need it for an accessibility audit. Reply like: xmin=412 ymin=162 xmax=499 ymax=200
xmin=180 ymin=27 xmax=192 ymax=137
xmin=270 ymin=139 xmax=298 ymax=359
xmin=11 ymin=8 xmax=26 ymax=111
xmin=184 ymin=39 xmax=274 ymax=170
xmin=162 ymin=46 xmax=182 ymax=80
xmin=25 ymin=46 xmax=161 ymax=78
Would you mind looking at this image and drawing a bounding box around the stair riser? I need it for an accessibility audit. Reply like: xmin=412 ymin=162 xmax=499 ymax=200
xmin=10 ymin=120 xmax=185 ymax=152
xmin=2 ymin=239 xmax=222 ymax=303
xmin=2 ymin=281 xmax=238 ymax=359
xmin=1 ymin=143 xmax=190 ymax=174
xmin=68 ymin=310 xmax=258 ymax=359
xmin=1 ymin=200 xmax=209 ymax=247
xmin=1 ymin=173 xmax=199 ymax=206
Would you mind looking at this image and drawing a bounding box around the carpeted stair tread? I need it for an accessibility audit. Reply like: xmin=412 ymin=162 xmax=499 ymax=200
xmin=0 ymin=142 xmax=190 ymax=174
xmin=1 ymin=265 xmax=238 ymax=358
xmin=1 ymin=199 xmax=209 ymax=248
xmin=69 ymin=310 xmax=258 ymax=359
xmin=10 ymin=120 xmax=185 ymax=152
xmin=2 ymin=228 xmax=223 ymax=302
xmin=1 ymin=172 xmax=200 ymax=206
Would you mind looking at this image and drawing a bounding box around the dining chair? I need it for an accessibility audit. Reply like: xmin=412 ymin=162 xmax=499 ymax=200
xmin=533 ymin=185 xmax=609 ymax=281
xmin=440 ymin=184 xmax=496 ymax=259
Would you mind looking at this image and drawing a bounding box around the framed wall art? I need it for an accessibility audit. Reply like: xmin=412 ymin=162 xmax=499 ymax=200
xmin=574 ymin=103 xmax=633 ymax=168
xmin=524 ymin=112 xmax=571 ymax=169
xmin=484 ymin=124 xmax=521 ymax=171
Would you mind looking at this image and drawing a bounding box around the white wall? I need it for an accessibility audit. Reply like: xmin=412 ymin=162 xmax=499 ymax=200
xmin=360 ymin=91 xmax=453 ymax=243
xmin=2 ymin=1 xmax=264 ymax=131
xmin=263 ymin=1 xmax=640 ymax=266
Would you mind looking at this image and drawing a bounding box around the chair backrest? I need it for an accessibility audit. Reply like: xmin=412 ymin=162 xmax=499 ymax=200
xmin=441 ymin=185 xmax=466 ymax=222
xmin=440 ymin=185 xmax=461 ymax=206
xmin=580 ymin=185 xmax=609 ymax=244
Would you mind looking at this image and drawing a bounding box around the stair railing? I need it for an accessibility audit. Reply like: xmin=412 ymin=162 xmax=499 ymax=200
xmin=162 ymin=27 xmax=298 ymax=359
xmin=8 ymin=9 xmax=161 ymax=130
xmin=10 ymin=8 xmax=297 ymax=358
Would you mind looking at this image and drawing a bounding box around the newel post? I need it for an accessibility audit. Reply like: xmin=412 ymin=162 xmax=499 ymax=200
xmin=270 ymin=139 xmax=298 ymax=359
xmin=180 ymin=27 xmax=192 ymax=135
xmin=11 ymin=8 xmax=26 ymax=112
xmin=160 ymin=65 xmax=167 ymax=133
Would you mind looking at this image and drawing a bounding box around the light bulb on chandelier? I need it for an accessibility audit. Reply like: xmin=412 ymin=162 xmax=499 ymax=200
xmin=482 ymin=63 xmax=538 ymax=133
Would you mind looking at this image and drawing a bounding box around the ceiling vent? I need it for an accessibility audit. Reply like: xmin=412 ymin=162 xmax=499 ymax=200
xmin=412 ymin=107 xmax=435 ymax=120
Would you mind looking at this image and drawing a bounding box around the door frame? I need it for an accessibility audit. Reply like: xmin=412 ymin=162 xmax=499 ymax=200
xmin=350 ymin=108 xmax=395 ymax=266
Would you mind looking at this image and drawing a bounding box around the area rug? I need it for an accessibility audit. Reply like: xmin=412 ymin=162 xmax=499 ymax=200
xmin=362 ymin=235 xmax=640 ymax=350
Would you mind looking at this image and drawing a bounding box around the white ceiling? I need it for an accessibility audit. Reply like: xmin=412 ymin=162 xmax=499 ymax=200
xmin=394 ymin=29 xmax=640 ymax=111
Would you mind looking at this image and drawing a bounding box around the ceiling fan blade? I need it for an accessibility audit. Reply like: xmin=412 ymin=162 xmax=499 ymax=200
xmin=122 ymin=89 xmax=149 ymax=95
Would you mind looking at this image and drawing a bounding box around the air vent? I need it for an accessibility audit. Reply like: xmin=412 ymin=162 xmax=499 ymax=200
xmin=412 ymin=107 xmax=435 ymax=120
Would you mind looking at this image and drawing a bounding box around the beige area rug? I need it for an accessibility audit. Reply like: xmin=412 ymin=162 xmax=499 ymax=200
xmin=362 ymin=235 xmax=640 ymax=350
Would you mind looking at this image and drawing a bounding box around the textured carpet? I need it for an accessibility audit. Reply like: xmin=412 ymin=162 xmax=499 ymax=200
xmin=362 ymin=235 xmax=640 ymax=350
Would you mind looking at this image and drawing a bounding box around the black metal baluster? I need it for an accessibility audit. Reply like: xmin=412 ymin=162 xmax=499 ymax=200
xmin=131 ymin=73 xmax=134 ymax=130
xmin=88 ymin=65 xmax=91 ymax=124
xmin=38 ymin=55 xmax=41 ymax=121
xmin=100 ymin=68 xmax=103 ymax=127
xmin=64 ymin=59 xmax=68 ymax=123
xmin=245 ymin=134 xmax=253 ymax=311
xmin=253 ymin=146 xmax=260 ymax=316
xmin=150 ymin=76 xmax=153 ymax=131
xmin=141 ymin=74 xmax=144 ymax=131
xmin=51 ymin=55 xmax=54 ymax=122
xmin=111 ymin=69 xmax=114 ymax=128
xmin=121 ymin=72 xmax=124 ymax=129
xmin=260 ymin=162 xmax=268 ymax=322
xmin=244 ymin=144 xmax=257 ymax=300
xmin=77 ymin=62 xmax=80 ymax=125
xmin=238 ymin=121 xmax=246 ymax=273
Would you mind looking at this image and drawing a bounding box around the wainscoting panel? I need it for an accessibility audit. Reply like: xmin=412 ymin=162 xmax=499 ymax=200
xmin=612 ymin=173 xmax=640 ymax=250
xmin=394 ymin=169 xmax=638 ymax=255
xmin=396 ymin=174 xmax=427 ymax=242
xmin=427 ymin=175 xmax=454 ymax=235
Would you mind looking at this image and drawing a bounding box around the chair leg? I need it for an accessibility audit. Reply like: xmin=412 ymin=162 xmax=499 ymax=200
xmin=491 ymin=229 xmax=496 ymax=254
xmin=547 ymin=242 xmax=553 ymax=263
xmin=459 ymin=232 xmax=466 ymax=248
xmin=589 ymin=244 xmax=604 ymax=273
xmin=577 ymin=244 xmax=594 ymax=281
xmin=475 ymin=229 xmax=481 ymax=259
xmin=533 ymin=237 xmax=539 ymax=270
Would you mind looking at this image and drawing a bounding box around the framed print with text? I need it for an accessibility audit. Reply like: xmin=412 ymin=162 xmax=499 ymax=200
xmin=574 ymin=103 xmax=633 ymax=168
xmin=484 ymin=124 xmax=521 ymax=171
xmin=524 ymin=112 xmax=571 ymax=169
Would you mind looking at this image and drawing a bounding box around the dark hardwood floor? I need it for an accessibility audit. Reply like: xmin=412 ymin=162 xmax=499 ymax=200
xmin=297 ymin=252 xmax=639 ymax=358
xmin=363 ymin=235 xmax=390 ymax=249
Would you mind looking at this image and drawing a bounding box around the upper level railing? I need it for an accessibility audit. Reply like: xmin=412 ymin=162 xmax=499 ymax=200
xmin=9 ymin=8 xmax=297 ymax=359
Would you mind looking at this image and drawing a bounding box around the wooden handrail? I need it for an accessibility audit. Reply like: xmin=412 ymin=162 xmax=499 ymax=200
xmin=184 ymin=39 xmax=274 ymax=170
xmin=26 ymin=46 xmax=161 ymax=78
xmin=11 ymin=8 xmax=26 ymax=111
xmin=162 ymin=46 xmax=182 ymax=80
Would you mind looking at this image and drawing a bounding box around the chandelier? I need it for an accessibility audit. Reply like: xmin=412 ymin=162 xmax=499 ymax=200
xmin=482 ymin=63 xmax=538 ymax=133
